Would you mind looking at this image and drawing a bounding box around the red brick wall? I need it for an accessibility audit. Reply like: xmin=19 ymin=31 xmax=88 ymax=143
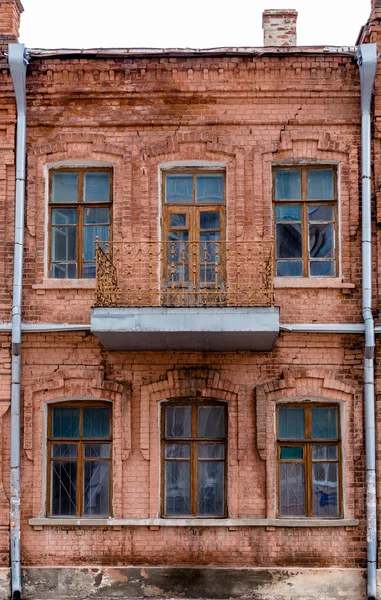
xmin=0 ymin=34 xmax=379 ymax=574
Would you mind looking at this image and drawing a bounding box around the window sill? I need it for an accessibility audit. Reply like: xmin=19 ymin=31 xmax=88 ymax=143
xmin=274 ymin=277 xmax=355 ymax=290
xmin=32 ymin=279 xmax=96 ymax=290
xmin=29 ymin=517 xmax=359 ymax=530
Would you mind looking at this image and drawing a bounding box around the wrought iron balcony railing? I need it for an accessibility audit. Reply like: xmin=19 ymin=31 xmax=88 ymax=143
xmin=94 ymin=239 xmax=274 ymax=308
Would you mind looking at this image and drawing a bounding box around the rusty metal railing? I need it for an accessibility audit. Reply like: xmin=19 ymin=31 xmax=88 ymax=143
xmin=95 ymin=239 xmax=274 ymax=308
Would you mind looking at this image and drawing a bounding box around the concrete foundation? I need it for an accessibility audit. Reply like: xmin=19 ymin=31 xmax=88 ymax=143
xmin=0 ymin=566 xmax=369 ymax=599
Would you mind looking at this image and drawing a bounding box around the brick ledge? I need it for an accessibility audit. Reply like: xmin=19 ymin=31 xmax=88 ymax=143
xmin=274 ymin=277 xmax=355 ymax=289
xmin=29 ymin=517 xmax=359 ymax=529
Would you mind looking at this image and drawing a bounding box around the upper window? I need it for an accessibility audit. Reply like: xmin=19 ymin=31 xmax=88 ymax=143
xmin=49 ymin=168 xmax=112 ymax=278
xmin=274 ymin=166 xmax=337 ymax=277
xmin=162 ymin=171 xmax=225 ymax=291
xmin=161 ymin=401 xmax=227 ymax=517
xmin=47 ymin=402 xmax=112 ymax=517
xmin=277 ymin=403 xmax=341 ymax=518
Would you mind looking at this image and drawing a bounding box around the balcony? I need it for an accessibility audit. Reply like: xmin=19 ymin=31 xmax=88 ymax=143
xmin=90 ymin=239 xmax=280 ymax=351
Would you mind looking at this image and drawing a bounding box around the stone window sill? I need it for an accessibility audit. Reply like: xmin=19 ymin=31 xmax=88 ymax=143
xmin=274 ymin=277 xmax=355 ymax=289
xmin=32 ymin=279 xmax=96 ymax=290
xmin=29 ymin=517 xmax=359 ymax=530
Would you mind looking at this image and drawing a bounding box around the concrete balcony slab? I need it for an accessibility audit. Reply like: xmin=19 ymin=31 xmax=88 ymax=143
xmin=91 ymin=306 xmax=279 ymax=351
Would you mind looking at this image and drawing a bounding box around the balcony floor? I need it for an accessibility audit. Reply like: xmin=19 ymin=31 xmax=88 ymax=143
xmin=91 ymin=306 xmax=280 ymax=352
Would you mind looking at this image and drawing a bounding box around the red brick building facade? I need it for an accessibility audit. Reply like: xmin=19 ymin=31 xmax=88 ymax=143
xmin=0 ymin=1 xmax=380 ymax=598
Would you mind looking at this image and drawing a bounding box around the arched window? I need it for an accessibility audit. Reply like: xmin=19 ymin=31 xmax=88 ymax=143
xmin=277 ymin=402 xmax=342 ymax=517
xmin=161 ymin=400 xmax=227 ymax=517
xmin=47 ymin=401 xmax=112 ymax=517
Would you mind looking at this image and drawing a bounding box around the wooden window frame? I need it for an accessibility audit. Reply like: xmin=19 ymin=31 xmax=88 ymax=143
xmin=273 ymin=165 xmax=338 ymax=277
xmin=47 ymin=400 xmax=113 ymax=517
xmin=160 ymin=399 xmax=228 ymax=518
xmin=162 ymin=170 xmax=226 ymax=287
xmin=48 ymin=167 xmax=113 ymax=279
xmin=276 ymin=402 xmax=342 ymax=518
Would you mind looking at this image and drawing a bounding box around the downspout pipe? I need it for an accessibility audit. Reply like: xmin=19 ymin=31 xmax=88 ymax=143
xmin=8 ymin=43 xmax=28 ymax=600
xmin=356 ymin=43 xmax=378 ymax=600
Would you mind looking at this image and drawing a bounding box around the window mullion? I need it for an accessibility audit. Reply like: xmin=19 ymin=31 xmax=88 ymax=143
xmin=77 ymin=441 xmax=83 ymax=517
xmin=77 ymin=172 xmax=84 ymax=278
xmin=305 ymin=443 xmax=312 ymax=517
xmin=191 ymin=440 xmax=198 ymax=516
xmin=302 ymin=203 xmax=309 ymax=277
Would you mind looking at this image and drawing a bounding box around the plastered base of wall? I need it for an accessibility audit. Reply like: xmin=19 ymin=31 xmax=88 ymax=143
xmin=0 ymin=566 xmax=370 ymax=599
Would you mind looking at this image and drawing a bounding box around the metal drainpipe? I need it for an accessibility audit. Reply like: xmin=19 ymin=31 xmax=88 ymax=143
xmin=8 ymin=43 xmax=28 ymax=600
xmin=356 ymin=43 xmax=378 ymax=600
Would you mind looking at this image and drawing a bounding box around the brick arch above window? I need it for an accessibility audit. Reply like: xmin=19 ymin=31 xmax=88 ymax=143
xmin=253 ymin=129 xmax=359 ymax=247
xmin=140 ymin=368 xmax=247 ymax=462
xmin=255 ymin=368 xmax=359 ymax=520
xmin=24 ymin=370 xmax=131 ymax=519
xmin=139 ymin=134 xmax=246 ymax=240
xmin=141 ymin=369 xmax=248 ymax=519
xmin=27 ymin=135 xmax=131 ymax=275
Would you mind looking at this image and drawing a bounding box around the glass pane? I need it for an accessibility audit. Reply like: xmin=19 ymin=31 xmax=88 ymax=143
xmin=168 ymin=237 xmax=189 ymax=260
xmin=311 ymin=407 xmax=338 ymax=439
xmin=166 ymin=406 xmax=192 ymax=438
xmin=198 ymin=406 xmax=225 ymax=438
xmin=276 ymin=260 xmax=303 ymax=277
xmin=198 ymin=462 xmax=224 ymax=515
xmin=165 ymin=461 xmax=190 ymax=515
xmin=308 ymin=205 xmax=334 ymax=221
xmin=84 ymin=207 xmax=110 ymax=225
xmin=84 ymin=443 xmax=111 ymax=458
xmin=309 ymin=223 xmax=334 ymax=258
xmin=276 ymin=223 xmax=302 ymax=258
xmin=307 ymin=169 xmax=334 ymax=200
xmin=280 ymin=446 xmax=303 ymax=460
xmin=51 ymin=208 xmax=77 ymax=225
xmin=200 ymin=233 xmax=221 ymax=244
xmin=51 ymin=461 xmax=77 ymax=516
xmin=83 ymin=263 xmax=96 ymax=279
xmin=166 ymin=175 xmax=193 ymax=204
xmin=200 ymin=264 xmax=220 ymax=283
xmin=84 ymin=225 xmax=109 ymax=260
xmin=52 ymin=172 xmax=78 ymax=204
xmin=52 ymin=408 xmax=80 ymax=438
xmin=312 ymin=462 xmax=339 ymax=517
xmin=275 ymin=205 xmax=301 ymax=222
xmin=83 ymin=407 xmax=111 ymax=438
xmin=200 ymin=212 xmax=220 ymax=230
xmin=84 ymin=172 xmax=110 ymax=203
xmin=51 ymin=444 xmax=77 ymax=459
xmin=170 ymin=214 xmax=187 ymax=228
xmin=51 ymin=263 xmax=77 ymax=279
xmin=278 ymin=407 xmax=305 ymax=439
xmin=310 ymin=261 xmax=335 ymax=277
xmin=83 ymin=461 xmax=110 ymax=515
xmin=198 ymin=444 xmax=225 ymax=459
xmin=279 ymin=462 xmax=305 ymax=516
xmin=275 ymin=170 xmax=301 ymax=200
xmin=51 ymin=226 xmax=76 ymax=262
xmin=312 ymin=445 xmax=338 ymax=461
xmin=165 ymin=444 xmax=191 ymax=459
xmin=167 ymin=264 xmax=189 ymax=283
xmin=196 ymin=175 xmax=224 ymax=204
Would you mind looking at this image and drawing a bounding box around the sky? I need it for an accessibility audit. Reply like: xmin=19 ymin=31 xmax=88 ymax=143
xmin=19 ymin=0 xmax=371 ymax=50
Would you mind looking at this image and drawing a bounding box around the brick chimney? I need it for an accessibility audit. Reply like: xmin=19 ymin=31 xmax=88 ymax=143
xmin=0 ymin=0 xmax=24 ymax=46
xmin=262 ymin=9 xmax=298 ymax=47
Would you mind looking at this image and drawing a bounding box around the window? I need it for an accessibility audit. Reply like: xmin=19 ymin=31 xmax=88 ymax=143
xmin=49 ymin=168 xmax=112 ymax=278
xmin=162 ymin=170 xmax=225 ymax=290
xmin=277 ymin=403 xmax=341 ymax=518
xmin=47 ymin=402 xmax=112 ymax=517
xmin=161 ymin=401 xmax=227 ymax=517
xmin=274 ymin=166 xmax=337 ymax=277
